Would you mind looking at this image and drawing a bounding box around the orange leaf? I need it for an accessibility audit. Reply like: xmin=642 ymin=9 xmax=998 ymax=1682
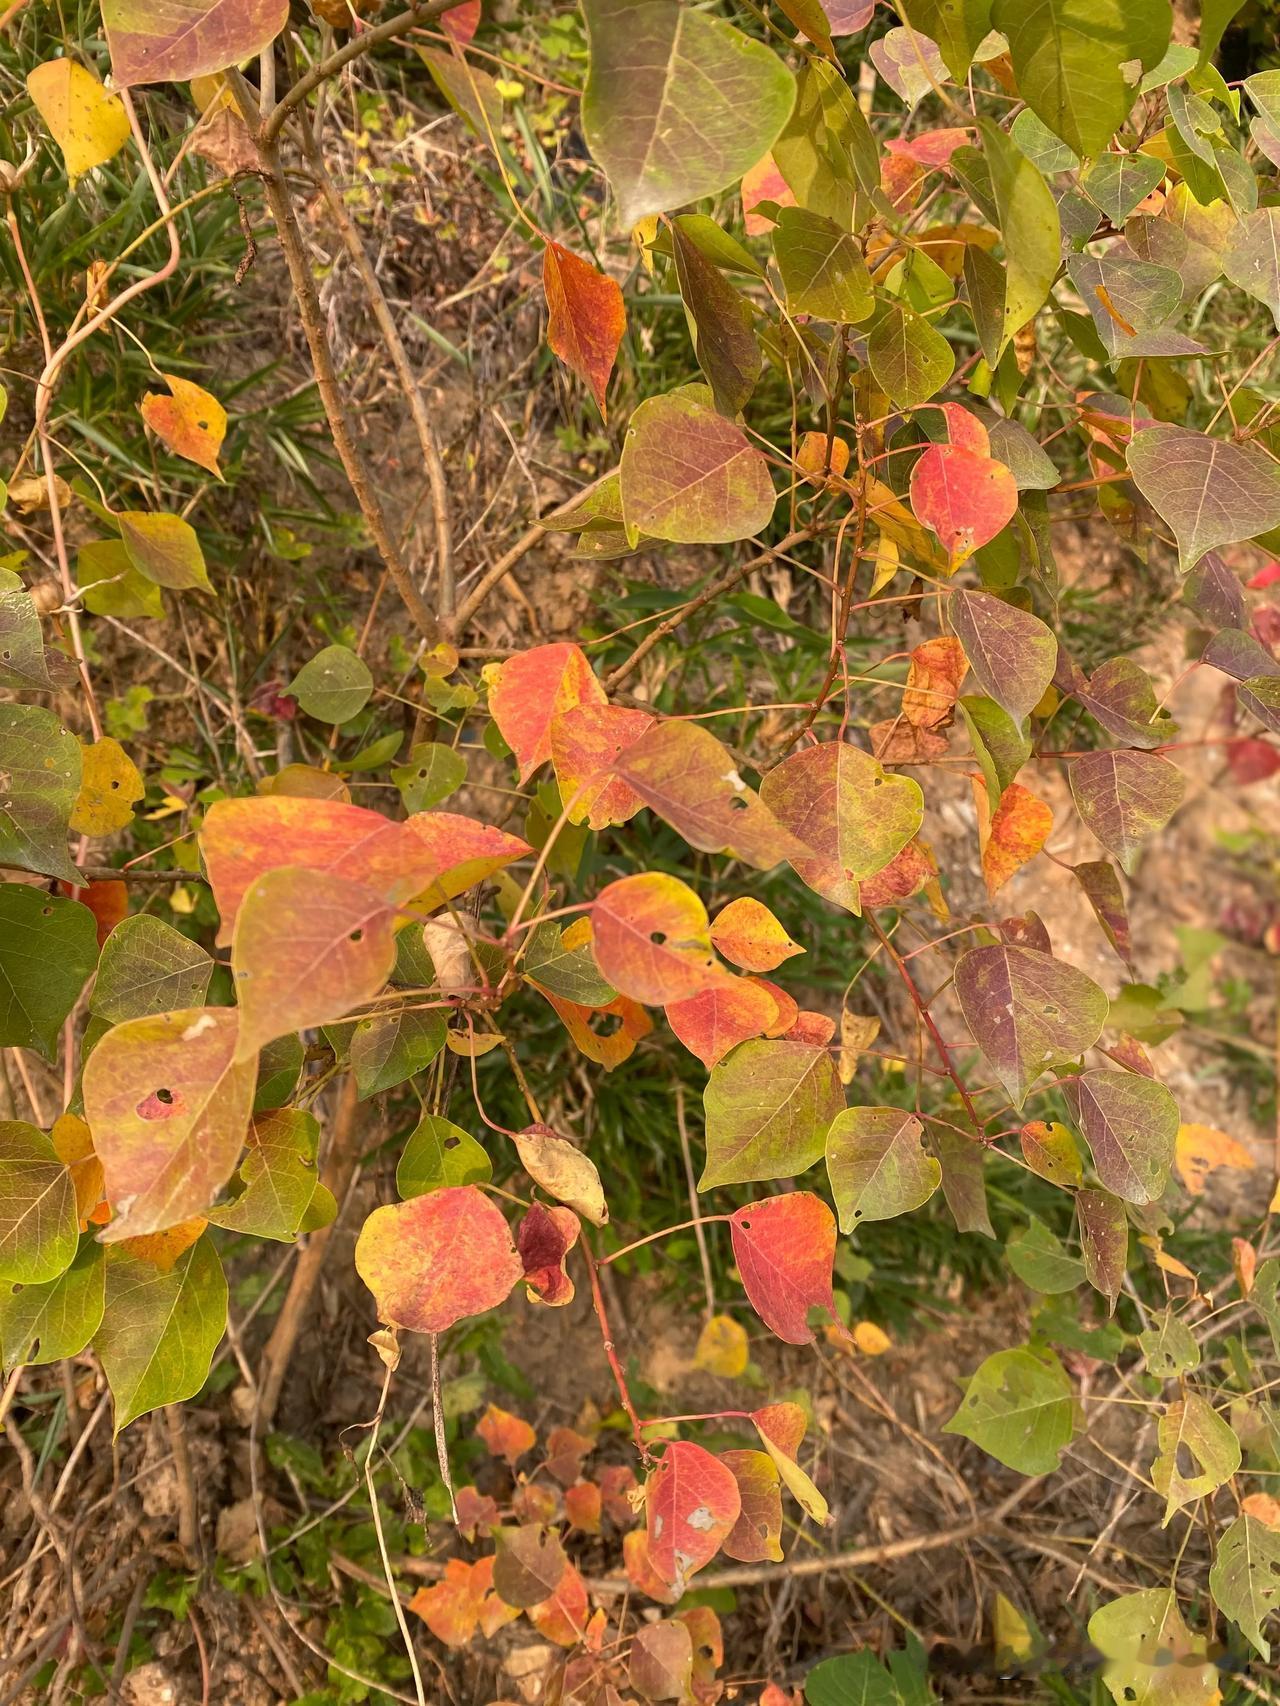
xmin=1175 ymin=1123 xmax=1255 ymax=1195
xmin=903 ymin=635 xmax=968 ymax=728
xmin=564 ymin=1480 xmax=602 ymax=1534
xmin=118 ymin=1215 xmax=208 ymax=1272
xmin=529 ymin=1559 xmax=590 ymax=1646
xmin=404 ymin=810 xmax=532 ymax=907
xmin=355 ymin=1187 xmax=523 ymax=1333
xmin=981 ymin=781 xmax=1053 ymax=896
xmin=623 ymin=1526 xmax=678 ymax=1603
xmin=543 ymin=242 xmax=626 ymax=419
xmin=550 ymin=701 xmax=654 ymax=828
xmin=51 ymin=1112 xmax=106 ymax=1228
xmin=59 ymin=877 xmax=128 ymax=946
xmin=666 ymin=976 xmax=779 ymax=1068
xmin=139 ymin=373 xmax=226 ymax=476
xmin=542 ymin=990 xmax=653 ymax=1069
xmin=909 ymin=443 xmax=1019 ymax=567
xmin=709 ymin=897 xmax=803 ymax=972
xmin=592 ymin=871 xmax=730 ymax=1006
xmin=477 ymin=1402 xmax=537 ymax=1464
xmin=783 ymin=1009 xmax=836 ymax=1046
xmin=440 ymin=0 xmax=479 ymax=42
xmin=741 ymin=152 xmax=796 ymax=235
xmin=489 ymin=642 xmax=607 ymax=783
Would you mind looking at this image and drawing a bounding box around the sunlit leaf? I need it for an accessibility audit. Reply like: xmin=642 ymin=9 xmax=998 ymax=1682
xmin=139 ymin=373 xmax=227 ymax=476
xmin=773 ymin=207 xmax=873 ymax=323
xmin=1152 ymin=1393 xmax=1240 ymax=1525
xmin=550 ymin=702 xmax=653 ymax=828
xmin=729 ymin=1193 xmax=837 ymax=1343
xmin=95 ymin=1236 xmax=226 ymax=1432
xmin=356 ymin=1186 xmax=523 ymax=1332
xmin=943 ymin=1344 xmax=1076 ymax=1473
xmin=397 ymin=1114 xmax=491 ymax=1197
xmin=84 ymin=1006 xmax=257 ymax=1241
xmin=582 ymin=0 xmax=795 ymax=228
xmin=1068 ymin=750 xmax=1184 ymax=873
xmin=409 ymin=1556 xmax=516 ymax=1648
xmin=0 ymin=1123 xmax=79 ymax=1285
xmin=0 ymin=1239 xmax=104 ymax=1368
xmin=645 ymin=1440 xmax=741 ymax=1594
xmin=0 ymin=702 xmax=82 ymax=884
xmin=978 ymin=118 xmax=1061 ymax=356
xmin=104 ymin=0 xmax=285 ymax=84
xmin=710 ymin=897 xmax=803 ymax=973
xmin=1128 ymin=423 xmax=1280 ymax=572
xmin=1020 ymin=1119 xmax=1083 ymax=1187
xmin=117 ymin=511 xmax=210 ymax=591
xmin=898 ymin=0 xmax=991 ymax=79
xmin=206 ymin=1108 xmax=329 ymax=1241
xmin=982 ymin=781 xmax=1052 ymax=895
xmin=1075 ymin=1069 xmax=1178 ymax=1205
xmin=592 ymin=871 xmax=728 ymax=1006
xmin=477 ymin=1403 xmax=537 ymax=1466
xmin=1175 ymin=1121 xmax=1255 ymax=1196
xmin=513 ymin=1124 xmax=608 ymax=1225
xmin=701 ymin=1037 xmax=844 ymax=1189
xmin=903 ymin=635 xmax=968 ymax=728
xmin=27 ymin=57 xmax=130 ymax=181
xmin=1139 ymin=1307 xmax=1200 ymax=1379
xmin=954 ymin=943 xmax=1108 ymax=1107
xmin=1088 ymin=1590 xmax=1219 ymax=1706
xmin=0 ymin=885 xmax=97 ymax=1059
xmin=910 ymin=444 xmax=1019 ymax=568
xmin=69 ymin=736 xmax=144 ymax=836
xmin=620 ymin=388 xmax=777 ymax=544
xmin=825 ymin=1106 xmax=940 ymax=1231
xmin=751 ymin=1402 xmax=830 ymax=1523
xmin=544 ymin=242 xmax=626 ymax=418
xmin=666 ymin=976 xmax=780 ymax=1068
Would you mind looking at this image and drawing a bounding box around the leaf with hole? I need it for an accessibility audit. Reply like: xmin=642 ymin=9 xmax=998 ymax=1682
xmin=1152 ymin=1393 xmax=1241 ymax=1525
xmin=825 ymin=1106 xmax=940 ymax=1231
xmin=591 ymin=871 xmax=728 ymax=1006
xmin=666 ymin=976 xmax=780 ymax=1069
xmin=1068 ymin=750 xmax=1184 ymax=873
xmin=645 ymin=1440 xmax=741 ymax=1595
xmin=139 ymin=373 xmax=226 ymax=475
xmin=954 ymin=943 xmax=1108 ymax=1107
xmin=69 ymin=736 xmax=143 ymax=836
xmin=1210 ymin=1514 xmax=1280 ymax=1660
xmin=397 ymin=1115 xmax=491 ymax=1197
xmin=943 ymin=1344 xmax=1076 ymax=1473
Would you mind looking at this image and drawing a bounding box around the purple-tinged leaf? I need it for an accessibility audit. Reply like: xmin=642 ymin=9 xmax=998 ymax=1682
xmin=948 ymin=589 xmax=1057 ymax=719
xmin=869 ymin=25 xmax=948 ymax=107
xmin=619 ymin=388 xmax=777 ymax=545
xmin=1075 ymin=1069 xmax=1179 ymax=1205
xmin=1066 ymin=252 xmax=1202 ymax=359
xmin=1069 ymin=656 xmax=1178 ymax=749
xmin=1223 ymin=207 xmax=1280 ymax=330
xmin=1077 ymin=1187 xmax=1127 ymax=1307
xmin=1072 ymin=860 xmax=1134 ymax=969
xmin=1068 ymin=751 xmax=1185 ymax=873
xmin=1185 ymin=553 xmax=1246 ymax=631
xmin=954 ymin=944 xmax=1109 ymax=1108
xmin=933 ymin=1125 xmax=994 ymax=1236
xmin=1127 ymin=424 xmax=1280 ymax=572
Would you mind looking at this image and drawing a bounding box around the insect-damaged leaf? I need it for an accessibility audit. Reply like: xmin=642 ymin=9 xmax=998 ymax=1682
xmin=95 ymin=1236 xmax=226 ymax=1432
xmin=581 ymin=0 xmax=795 ymax=230
xmin=1088 ymin=1590 xmax=1219 ymax=1706
xmin=512 ymin=1125 xmax=608 ymax=1226
xmin=356 ymin=1186 xmax=523 ymax=1333
xmin=1077 ymin=1186 xmax=1127 ymax=1306
xmin=1068 ymin=750 xmax=1184 ymax=873
xmin=759 ymin=742 xmax=923 ymax=914
xmin=84 ymin=1006 xmax=257 ymax=1241
xmin=0 ymin=702 xmax=82 ymax=884
xmin=729 ymin=1193 xmax=837 ymax=1344
xmin=954 ymin=944 xmax=1108 ymax=1108
xmin=230 ymin=869 xmax=397 ymax=1059
xmin=910 ymin=444 xmax=1018 ymax=569
xmin=825 ymin=1106 xmax=940 ymax=1232
xmin=867 ymin=303 xmax=954 ymax=410
xmin=69 ymin=736 xmax=144 ymax=836
xmin=992 ymin=0 xmax=1168 ymax=159
xmin=944 ymin=1345 xmax=1076 ymax=1474
xmin=772 ymin=207 xmax=873 ymax=324
xmin=139 ymin=373 xmax=227 ymax=475
xmin=592 ymin=871 xmax=727 ymax=1006
xmin=543 ymin=242 xmax=625 ymax=418
xmin=1020 ymin=1119 xmax=1083 ymax=1188
xmin=948 ymin=590 xmax=1056 ymax=720
xmin=104 ymin=0 xmax=285 ymax=84
xmin=397 ymin=1114 xmax=491 ymax=1197
xmin=27 ymin=58 xmax=130 ymax=182
xmin=1075 ymin=1068 xmax=1178 ymax=1205
xmin=620 ymin=388 xmax=776 ymax=544
xmin=1176 ymin=1121 xmax=1255 ymax=1197
xmin=0 ymin=1240 xmax=105 ymax=1368
xmin=981 ymin=781 xmax=1052 ymax=896
xmin=0 ymin=1124 xmax=79 ymax=1285
xmin=645 ymin=1440 xmax=741 ymax=1595
xmin=701 ymin=1037 xmax=844 ymax=1189
xmin=903 ymin=635 xmax=968 ymax=728
xmin=409 ymin=1557 xmax=516 ymax=1648
xmin=550 ymin=702 xmax=653 ymax=829
xmin=0 ymin=885 xmax=97 ymax=1059
xmin=1128 ymin=424 xmax=1280 ymax=572
xmin=667 ymin=977 xmax=780 ymax=1069
xmin=1210 ymin=1514 xmax=1280 ymax=1661
xmin=614 ymin=720 xmax=802 ymax=869
xmin=1152 ymin=1393 xmax=1241 ymax=1526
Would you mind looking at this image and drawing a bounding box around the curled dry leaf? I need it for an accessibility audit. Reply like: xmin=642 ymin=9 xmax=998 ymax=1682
xmin=517 ymin=1202 xmax=581 ymax=1306
xmin=903 ymin=635 xmax=968 ymax=727
xmin=513 ymin=1125 xmax=609 ymax=1225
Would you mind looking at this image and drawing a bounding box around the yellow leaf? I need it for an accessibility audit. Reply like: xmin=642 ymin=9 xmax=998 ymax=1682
xmin=838 ymin=1007 xmax=880 ymax=1085
xmin=140 ymin=374 xmax=227 ymax=477
xmin=852 ymin=1320 xmax=890 ymax=1355
xmin=869 ymin=534 xmax=900 ymax=595
xmin=993 ymin=1592 xmax=1034 ymax=1662
xmin=753 ymin=1414 xmax=830 ymax=1526
xmin=27 ymin=59 xmax=130 ymax=184
xmin=70 ymin=737 xmax=144 ymax=835
xmin=694 ymin=1314 xmax=749 ymax=1378
xmin=118 ymin=1217 xmax=208 ymax=1272
xmin=633 ymin=214 xmax=660 ymax=276
xmin=1175 ymin=1123 xmax=1255 ymax=1196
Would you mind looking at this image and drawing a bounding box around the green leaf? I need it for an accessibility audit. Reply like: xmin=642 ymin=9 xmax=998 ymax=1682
xmin=0 ymin=574 xmax=53 ymax=691
xmin=1223 ymin=206 xmax=1280 ymax=331
xmin=524 ymin=920 xmax=617 ymax=1007
xmin=1128 ymin=423 xmax=1280 ymax=572
xmin=1088 ymin=1590 xmax=1218 ymax=1706
xmin=899 ymin=0 xmax=993 ymax=81
xmin=0 ymin=885 xmax=97 ymax=1059
xmin=805 ymin=1650 xmax=898 ymax=1706
xmin=415 ymin=46 xmax=503 ymax=143
xmin=207 ymin=1109 xmax=332 ymax=1241
xmin=1151 ymin=1392 xmax=1240 ymax=1525
xmin=958 ymin=695 xmax=1031 ymax=797
xmin=1006 ymin=1218 xmax=1085 ymax=1293
xmin=1076 ymin=1068 xmax=1178 ymax=1204
xmin=670 ymin=213 xmax=765 ymax=277
xmin=1210 ymin=1514 xmax=1280 ymax=1660
xmin=978 ymin=118 xmax=1061 ymax=358
xmin=0 ymin=1123 xmax=79 ymax=1285
xmin=934 ymin=1125 xmax=993 ymax=1237
xmin=673 ymin=219 xmax=762 ymax=415
xmin=117 ymin=511 xmax=212 ymax=592
xmin=397 ymin=1114 xmax=492 ymax=1197
xmin=0 ymin=1239 xmax=105 ymax=1367
xmin=772 ymin=207 xmax=874 ymax=324
xmin=289 ymin=645 xmax=374 ymax=723
xmin=582 ymin=0 xmax=795 ymax=229
xmin=992 ymin=0 xmax=1170 ymax=157
xmin=95 ymin=1236 xmax=227 ymax=1433
xmin=0 ymin=702 xmax=83 ymax=884
xmin=1081 ymin=152 xmax=1166 ymax=224
xmin=700 ymin=1038 xmax=844 ymax=1190
xmin=867 ymin=302 xmax=954 ymax=410
xmin=774 ymin=58 xmax=878 ymax=228
xmin=1009 ymin=108 xmax=1079 ymax=174
xmin=943 ymin=1344 xmax=1076 ymax=1474
xmin=620 ymin=388 xmax=776 ymax=545
xmin=1138 ymin=1308 xmax=1199 ymax=1379
xmin=825 ymin=1106 xmax=940 ymax=1232
xmin=77 ymin=538 xmax=165 ymax=620
xmin=350 ymin=1006 xmax=447 ymax=1097
xmin=954 ymin=943 xmax=1109 ymax=1108
xmin=392 ymin=741 xmax=467 ymax=812
xmin=253 ymin=1033 xmax=304 ymax=1113
xmin=90 ymin=914 xmax=214 ymax=1024
xmin=1068 ymin=751 xmax=1185 ymax=873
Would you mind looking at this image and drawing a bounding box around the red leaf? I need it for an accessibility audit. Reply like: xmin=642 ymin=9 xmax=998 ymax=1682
xmin=59 ymin=878 xmax=128 ymax=946
xmin=517 ymin=1202 xmax=580 ymax=1306
xmin=1248 ymin=560 xmax=1280 ymax=589
xmin=489 ymin=642 xmax=607 ymax=783
xmin=440 ymin=0 xmax=479 ymax=42
xmin=404 ymin=811 xmax=532 ymax=906
xmin=823 ymin=0 xmax=875 ymax=31
xmin=645 ymin=1441 xmax=741 ymax=1594
xmin=1228 ymin=737 xmax=1280 ymax=784
xmin=783 ymin=1010 xmax=836 ymax=1046
xmin=355 ymin=1187 xmax=523 ymax=1333
xmin=623 ymin=1527 xmax=678 ymax=1603
xmin=729 ymin=1194 xmax=838 ymax=1344
xmin=529 ymin=1560 xmax=590 ymax=1646
xmin=544 ymin=242 xmax=626 ymax=419
xmin=592 ymin=871 xmax=730 ymax=1005
xmin=858 ymin=838 xmax=939 ymax=909
xmin=909 ymin=443 xmax=1019 ymax=567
